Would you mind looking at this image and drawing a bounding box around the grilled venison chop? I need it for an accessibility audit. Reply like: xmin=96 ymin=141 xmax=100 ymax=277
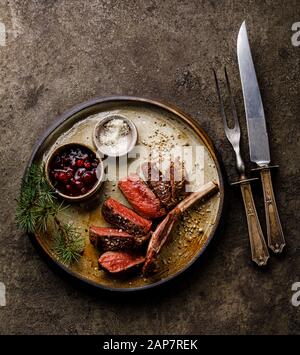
xmin=143 ymin=181 xmax=219 ymax=276
xmin=102 ymin=198 xmax=152 ymax=236
xmin=98 ymin=251 xmax=145 ymax=274
xmin=89 ymin=226 xmax=150 ymax=251
xmin=118 ymin=174 xmax=166 ymax=219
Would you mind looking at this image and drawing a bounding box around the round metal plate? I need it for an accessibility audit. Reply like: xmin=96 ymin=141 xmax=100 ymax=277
xmin=27 ymin=96 xmax=225 ymax=292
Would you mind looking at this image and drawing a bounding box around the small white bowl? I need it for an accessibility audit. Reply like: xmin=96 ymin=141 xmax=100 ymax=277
xmin=93 ymin=115 xmax=138 ymax=157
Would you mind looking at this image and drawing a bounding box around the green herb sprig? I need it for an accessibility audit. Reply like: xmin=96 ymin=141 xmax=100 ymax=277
xmin=16 ymin=164 xmax=85 ymax=264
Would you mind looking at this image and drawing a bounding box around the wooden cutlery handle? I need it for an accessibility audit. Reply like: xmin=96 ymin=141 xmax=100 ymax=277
xmin=240 ymin=181 xmax=269 ymax=266
xmin=260 ymin=168 xmax=285 ymax=253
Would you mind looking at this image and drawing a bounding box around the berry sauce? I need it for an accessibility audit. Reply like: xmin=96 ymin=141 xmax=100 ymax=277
xmin=49 ymin=145 xmax=100 ymax=197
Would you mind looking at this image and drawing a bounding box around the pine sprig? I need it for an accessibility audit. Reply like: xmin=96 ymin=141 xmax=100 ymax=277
xmin=53 ymin=219 xmax=85 ymax=264
xmin=16 ymin=164 xmax=85 ymax=264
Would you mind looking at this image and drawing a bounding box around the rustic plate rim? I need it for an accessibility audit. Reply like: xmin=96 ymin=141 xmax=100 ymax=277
xmin=25 ymin=95 xmax=225 ymax=292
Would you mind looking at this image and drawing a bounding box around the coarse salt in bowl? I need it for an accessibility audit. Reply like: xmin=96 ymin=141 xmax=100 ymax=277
xmin=93 ymin=115 xmax=138 ymax=157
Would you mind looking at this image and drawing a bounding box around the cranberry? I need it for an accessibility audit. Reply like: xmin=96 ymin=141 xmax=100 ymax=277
xmin=76 ymin=159 xmax=84 ymax=167
xmin=84 ymin=161 xmax=91 ymax=169
xmin=82 ymin=172 xmax=94 ymax=183
xmin=58 ymin=172 xmax=68 ymax=181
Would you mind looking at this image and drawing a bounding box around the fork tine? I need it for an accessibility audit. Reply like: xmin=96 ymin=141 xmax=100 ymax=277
xmin=212 ymin=69 xmax=229 ymax=131
xmin=224 ymin=67 xmax=240 ymax=132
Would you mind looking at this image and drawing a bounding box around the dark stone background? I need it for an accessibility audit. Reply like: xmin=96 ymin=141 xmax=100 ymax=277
xmin=0 ymin=0 xmax=299 ymax=335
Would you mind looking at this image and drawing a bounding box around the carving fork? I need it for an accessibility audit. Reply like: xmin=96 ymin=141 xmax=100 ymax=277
xmin=213 ymin=68 xmax=269 ymax=266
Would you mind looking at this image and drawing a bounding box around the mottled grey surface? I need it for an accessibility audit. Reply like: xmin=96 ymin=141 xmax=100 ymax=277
xmin=0 ymin=0 xmax=299 ymax=335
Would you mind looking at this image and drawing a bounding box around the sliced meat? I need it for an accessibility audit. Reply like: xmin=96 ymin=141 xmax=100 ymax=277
xmin=142 ymin=160 xmax=187 ymax=210
xmin=102 ymin=198 xmax=152 ymax=236
xmin=169 ymin=158 xmax=187 ymax=202
xmin=98 ymin=251 xmax=145 ymax=274
xmin=142 ymin=162 xmax=176 ymax=209
xmin=143 ymin=181 xmax=219 ymax=276
xmin=118 ymin=174 xmax=166 ymax=219
xmin=89 ymin=226 xmax=150 ymax=251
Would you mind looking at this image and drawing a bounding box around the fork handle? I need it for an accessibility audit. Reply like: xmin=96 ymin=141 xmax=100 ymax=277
xmin=260 ymin=168 xmax=285 ymax=253
xmin=240 ymin=181 xmax=269 ymax=266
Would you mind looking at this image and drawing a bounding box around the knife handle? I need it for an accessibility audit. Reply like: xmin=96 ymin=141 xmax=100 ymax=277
xmin=260 ymin=168 xmax=285 ymax=253
xmin=240 ymin=181 xmax=269 ymax=266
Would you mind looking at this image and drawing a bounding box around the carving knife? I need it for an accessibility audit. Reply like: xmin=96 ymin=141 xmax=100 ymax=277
xmin=237 ymin=21 xmax=285 ymax=253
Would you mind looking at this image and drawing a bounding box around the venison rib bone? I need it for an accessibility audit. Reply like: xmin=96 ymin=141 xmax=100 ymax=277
xmin=142 ymin=180 xmax=219 ymax=275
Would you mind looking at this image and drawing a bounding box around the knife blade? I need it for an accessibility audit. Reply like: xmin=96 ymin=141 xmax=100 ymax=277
xmin=237 ymin=21 xmax=270 ymax=166
xmin=237 ymin=20 xmax=285 ymax=253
